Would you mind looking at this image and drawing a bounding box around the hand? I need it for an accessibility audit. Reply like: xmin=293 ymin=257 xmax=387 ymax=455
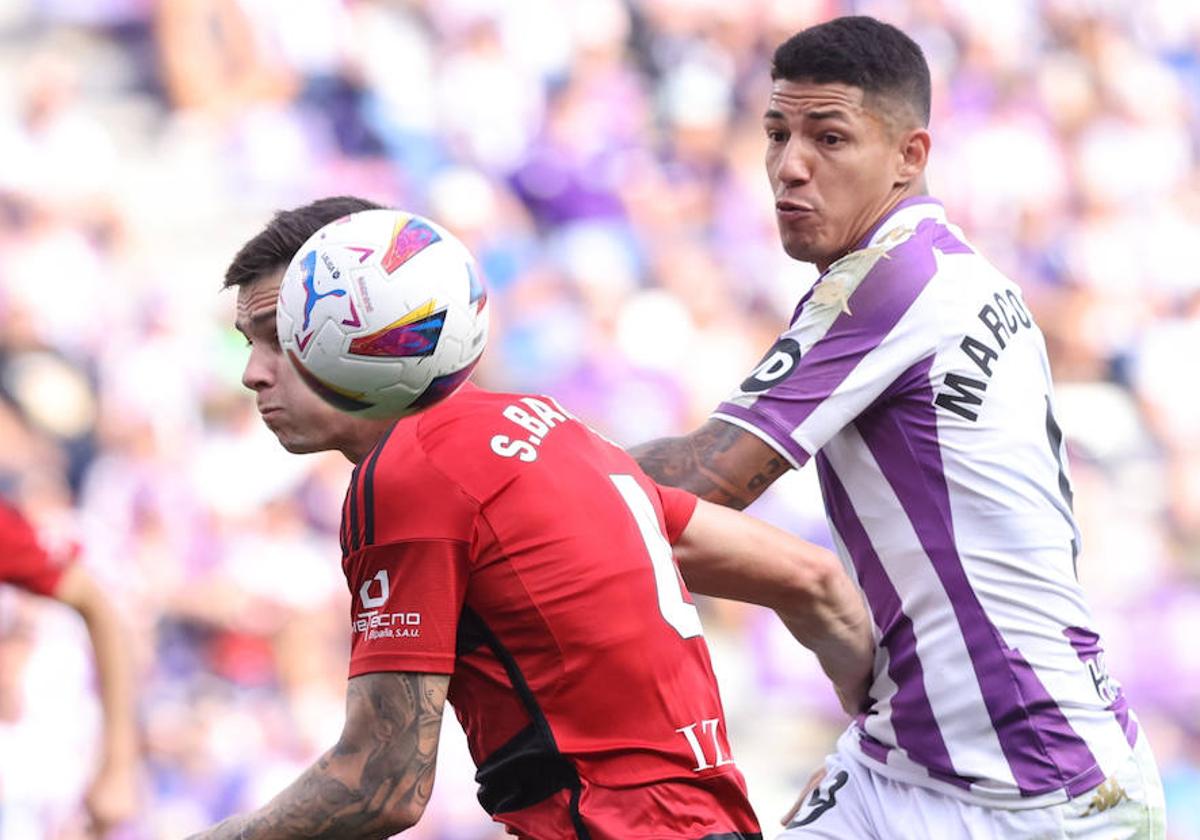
xmin=781 ymin=764 xmax=827 ymax=827
xmin=83 ymin=761 xmax=138 ymax=837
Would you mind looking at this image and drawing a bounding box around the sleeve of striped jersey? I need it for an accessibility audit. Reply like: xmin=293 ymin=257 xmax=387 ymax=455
xmin=346 ymin=538 xmax=470 ymax=678
xmin=656 ymin=483 xmax=699 ymax=544
xmin=0 ymin=501 xmax=70 ymax=597
xmin=713 ymin=250 xmax=939 ymax=468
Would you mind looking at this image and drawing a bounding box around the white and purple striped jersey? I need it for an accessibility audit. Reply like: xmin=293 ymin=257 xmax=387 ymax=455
xmin=716 ymin=198 xmax=1138 ymax=808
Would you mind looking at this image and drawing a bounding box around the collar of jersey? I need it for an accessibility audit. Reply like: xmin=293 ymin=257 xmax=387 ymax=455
xmin=853 ymin=196 xmax=946 ymax=253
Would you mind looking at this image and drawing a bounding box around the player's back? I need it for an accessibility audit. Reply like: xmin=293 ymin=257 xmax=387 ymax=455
xmin=357 ymin=385 xmax=760 ymax=840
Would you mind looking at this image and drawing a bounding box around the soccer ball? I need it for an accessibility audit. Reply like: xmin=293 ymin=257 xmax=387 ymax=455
xmin=276 ymin=209 xmax=489 ymax=419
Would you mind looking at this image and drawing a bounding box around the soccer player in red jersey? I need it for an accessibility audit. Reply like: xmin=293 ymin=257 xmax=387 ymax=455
xmin=0 ymin=497 xmax=139 ymax=836
xmin=188 ymin=196 xmax=873 ymax=840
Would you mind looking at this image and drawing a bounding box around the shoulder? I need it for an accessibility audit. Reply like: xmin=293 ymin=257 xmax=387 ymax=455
xmin=363 ymin=386 xmax=555 ymax=529
xmin=843 ymin=215 xmax=956 ymax=300
xmin=795 ymin=204 xmax=971 ymax=341
xmin=0 ymin=500 xmax=76 ymax=595
xmin=357 ymin=416 xmax=478 ymax=545
xmin=0 ymin=500 xmax=39 ymax=556
xmin=407 ymin=384 xmax=524 ymax=475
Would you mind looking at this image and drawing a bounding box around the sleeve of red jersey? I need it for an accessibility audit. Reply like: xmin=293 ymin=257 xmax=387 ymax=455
xmin=345 ymin=538 xmax=471 ymax=678
xmin=655 ymin=483 xmax=699 ymax=545
xmin=0 ymin=501 xmax=73 ymax=597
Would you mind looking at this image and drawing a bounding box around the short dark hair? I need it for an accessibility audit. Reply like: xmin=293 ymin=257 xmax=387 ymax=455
xmin=224 ymin=195 xmax=385 ymax=288
xmin=771 ymin=16 xmax=931 ymax=127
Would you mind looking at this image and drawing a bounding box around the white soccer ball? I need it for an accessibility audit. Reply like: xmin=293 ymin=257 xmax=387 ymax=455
xmin=276 ymin=208 xmax=489 ymax=419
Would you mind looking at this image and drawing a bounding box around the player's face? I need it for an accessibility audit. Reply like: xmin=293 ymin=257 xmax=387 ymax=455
xmin=764 ymin=79 xmax=922 ymax=272
xmin=235 ymin=268 xmax=371 ymax=456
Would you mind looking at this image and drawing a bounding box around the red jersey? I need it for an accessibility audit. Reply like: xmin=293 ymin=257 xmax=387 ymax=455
xmin=339 ymin=385 xmax=760 ymax=840
xmin=0 ymin=499 xmax=72 ymax=597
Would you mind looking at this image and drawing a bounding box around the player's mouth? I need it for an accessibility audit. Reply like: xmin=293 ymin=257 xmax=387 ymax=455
xmin=776 ymin=199 xmax=816 ymax=219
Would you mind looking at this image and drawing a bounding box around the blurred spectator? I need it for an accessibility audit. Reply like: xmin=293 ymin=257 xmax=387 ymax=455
xmin=0 ymin=1 xmax=1197 ymax=837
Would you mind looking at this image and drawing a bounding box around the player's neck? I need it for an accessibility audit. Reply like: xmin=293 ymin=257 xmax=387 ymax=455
xmin=817 ymin=180 xmax=930 ymax=273
xmin=340 ymin=420 xmax=395 ymax=463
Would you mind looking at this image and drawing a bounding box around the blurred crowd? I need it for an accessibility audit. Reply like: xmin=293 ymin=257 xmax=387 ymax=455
xmin=0 ymin=0 xmax=1197 ymax=837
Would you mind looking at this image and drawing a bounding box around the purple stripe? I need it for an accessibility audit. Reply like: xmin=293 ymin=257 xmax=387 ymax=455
xmin=1116 ymin=698 xmax=1138 ymax=747
xmin=746 ymin=219 xmax=941 ymax=439
xmin=857 ymin=729 xmax=891 ymax=765
xmin=852 ymin=197 xmax=945 ymax=251
xmin=855 ymin=357 xmax=1104 ymax=798
xmin=713 ymin=402 xmax=811 ymax=467
xmin=819 ymin=458 xmax=965 ymax=788
xmin=1090 ymin=689 xmax=1140 ymax=749
xmin=1063 ymin=626 xmax=1139 ymax=748
xmin=789 ymin=284 xmax=817 ymax=328
xmin=932 ymin=224 xmax=973 ymax=255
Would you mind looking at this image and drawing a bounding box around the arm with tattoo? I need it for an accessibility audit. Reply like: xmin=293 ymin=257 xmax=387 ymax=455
xmin=186 ymin=671 xmax=449 ymax=840
xmin=630 ymin=418 xmax=792 ymax=510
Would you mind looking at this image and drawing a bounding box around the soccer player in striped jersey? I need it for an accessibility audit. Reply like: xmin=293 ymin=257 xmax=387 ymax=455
xmin=632 ymin=15 xmax=1166 ymax=840
xmin=188 ymin=196 xmax=874 ymax=840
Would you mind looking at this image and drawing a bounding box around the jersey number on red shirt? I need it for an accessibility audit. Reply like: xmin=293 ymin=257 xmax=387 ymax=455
xmin=609 ymin=473 xmax=702 ymax=639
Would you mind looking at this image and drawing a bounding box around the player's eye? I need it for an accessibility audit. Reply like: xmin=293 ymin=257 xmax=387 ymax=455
xmin=819 ymin=133 xmax=844 ymax=146
xmin=765 ymin=127 xmax=787 ymax=143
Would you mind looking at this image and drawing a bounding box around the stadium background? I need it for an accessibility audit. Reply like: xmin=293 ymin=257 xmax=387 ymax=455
xmin=0 ymin=0 xmax=1197 ymax=837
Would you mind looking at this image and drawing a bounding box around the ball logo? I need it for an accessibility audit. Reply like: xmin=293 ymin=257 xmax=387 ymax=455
xmin=294 ymin=249 xmax=357 ymax=353
xmin=298 ymin=250 xmax=347 ymax=331
xmin=741 ymin=338 xmax=802 ymax=393
xmin=359 ymin=569 xmax=390 ymax=609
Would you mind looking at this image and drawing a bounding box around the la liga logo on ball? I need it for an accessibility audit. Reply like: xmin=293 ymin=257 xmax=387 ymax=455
xmin=277 ymin=209 xmax=489 ymax=419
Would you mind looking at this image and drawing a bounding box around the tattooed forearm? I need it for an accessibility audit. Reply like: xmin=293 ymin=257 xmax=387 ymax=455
xmin=631 ymin=418 xmax=791 ymax=509
xmin=186 ymin=672 xmax=448 ymax=840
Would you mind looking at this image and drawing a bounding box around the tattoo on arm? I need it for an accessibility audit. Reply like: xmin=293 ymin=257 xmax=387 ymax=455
xmin=631 ymin=419 xmax=791 ymax=509
xmin=195 ymin=672 xmax=448 ymax=840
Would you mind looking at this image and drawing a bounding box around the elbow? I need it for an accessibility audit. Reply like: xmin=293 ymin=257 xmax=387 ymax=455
xmin=383 ymin=785 xmax=434 ymax=835
xmin=327 ymin=741 xmax=428 ymax=837
xmin=774 ymin=547 xmax=845 ymax=614
xmin=389 ymin=811 xmax=423 ymax=836
xmin=70 ymin=594 xmax=111 ymax=628
xmin=372 ymin=803 xmax=424 ymax=837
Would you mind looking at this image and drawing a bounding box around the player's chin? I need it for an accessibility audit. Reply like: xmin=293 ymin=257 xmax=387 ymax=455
xmin=267 ymin=426 xmax=324 ymax=454
xmin=779 ymin=230 xmax=822 ymax=264
xmin=278 ymin=436 xmax=325 ymax=455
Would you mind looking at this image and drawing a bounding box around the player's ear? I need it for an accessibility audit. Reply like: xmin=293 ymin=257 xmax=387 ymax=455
xmin=895 ymin=127 xmax=930 ymax=188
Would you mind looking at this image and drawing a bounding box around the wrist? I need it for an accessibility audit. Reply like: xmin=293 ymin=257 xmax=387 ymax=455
xmin=98 ymin=735 xmax=140 ymax=768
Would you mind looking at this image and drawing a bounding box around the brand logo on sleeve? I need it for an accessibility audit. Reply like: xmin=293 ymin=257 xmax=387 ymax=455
xmin=359 ymin=569 xmax=390 ymax=608
xmin=352 ymin=569 xmax=422 ymax=640
xmin=741 ymin=338 xmax=802 ymax=393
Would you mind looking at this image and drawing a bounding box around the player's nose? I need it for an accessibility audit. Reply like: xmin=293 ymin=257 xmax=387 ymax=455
xmin=241 ymin=346 xmax=275 ymax=392
xmin=774 ymin=137 xmax=814 ymax=185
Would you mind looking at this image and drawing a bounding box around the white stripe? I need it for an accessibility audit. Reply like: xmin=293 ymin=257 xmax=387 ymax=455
xmin=827 ymin=526 xmax=909 ymax=777
xmin=790 ymin=281 xmax=941 ymax=458
xmin=822 ymin=427 xmax=1018 ymax=790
